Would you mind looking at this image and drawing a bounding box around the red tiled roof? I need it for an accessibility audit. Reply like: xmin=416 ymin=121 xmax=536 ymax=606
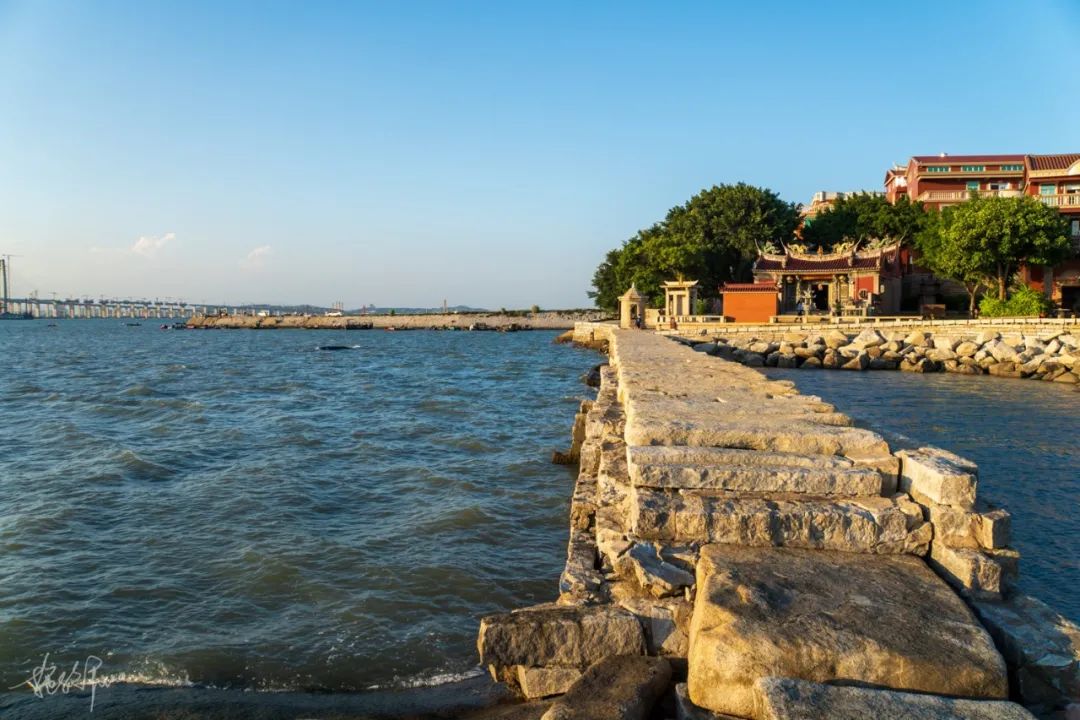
xmin=721 ymin=283 xmax=778 ymax=292
xmin=912 ymin=154 xmax=1024 ymax=164
xmin=1028 ymin=154 xmax=1080 ymax=171
xmin=755 ymin=256 xmax=883 ymax=272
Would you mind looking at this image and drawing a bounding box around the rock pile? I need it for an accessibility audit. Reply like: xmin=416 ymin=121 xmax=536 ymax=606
xmin=475 ymin=325 xmax=1077 ymax=719
xmin=686 ymin=328 xmax=1080 ymax=383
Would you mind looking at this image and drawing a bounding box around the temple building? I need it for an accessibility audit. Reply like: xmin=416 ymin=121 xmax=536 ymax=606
xmin=750 ymin=241 xmax=906 ymax=316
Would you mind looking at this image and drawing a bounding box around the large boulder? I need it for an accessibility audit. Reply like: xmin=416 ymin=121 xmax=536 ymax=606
xmin=851 ymin=329 xmax=885 ymax=348
xmin=540 ymin=655 xmax=671 ymax=720
xmin=687 ymin=545 xmax=1007 ymax=718
xmin=972 ymin=594 xmax=1080 ymax=715
xmin=824 ymin=330 xmax=851 ymax=349
xmin=755 ymin=677 xmax=1036 ymax=720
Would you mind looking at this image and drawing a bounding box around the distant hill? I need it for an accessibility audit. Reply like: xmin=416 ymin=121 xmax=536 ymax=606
xmin=233 ymin=303 xmax=490 ymax=315
xmin=350 ymin=305 xmax=488 ymax=315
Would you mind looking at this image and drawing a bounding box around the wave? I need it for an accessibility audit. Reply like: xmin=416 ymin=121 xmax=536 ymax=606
xmin=115 ymin=449 xmax=176 ymax=481
xmin=368 ymin=666 xmax=485 ymax=690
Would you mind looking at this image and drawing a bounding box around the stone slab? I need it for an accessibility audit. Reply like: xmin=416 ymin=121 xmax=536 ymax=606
xmin=540 ymin=655 xmax=671 ymax=720
xmin=755 ymin=677 xmax=1036 ymax=720
xmin=626 ymin=446 xmax=884 ymax=496
xmin=898 ymin=447 xmax=978 ymax=509
xmin=687 ymin=545 xmax=1008 ymax=717
xmin=629 ymin=487 xmax=930 ymax=554
xmin=478 ymin=605 xmax=646 ymax=676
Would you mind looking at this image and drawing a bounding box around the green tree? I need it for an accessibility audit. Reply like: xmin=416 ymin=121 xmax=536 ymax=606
xmin=802 ymin=194 xmax=927 ymax=250
xmin=915 ymin=207 xmax=986 ymax=316
xmin=589 ymin=183 xmax=798 ymax=311
xmin=943 ymin=195 xmax=1071 ymax=301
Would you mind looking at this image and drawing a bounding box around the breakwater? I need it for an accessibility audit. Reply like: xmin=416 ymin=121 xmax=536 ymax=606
xmin=186 ymin=310 xmax=607 ymax=331
xmin=476 ymin=323 xmax=1079 ymax=719
xmin=678 ymin=325 xmax=1080 ymax=384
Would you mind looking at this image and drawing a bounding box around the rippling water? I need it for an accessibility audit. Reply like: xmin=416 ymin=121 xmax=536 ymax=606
xmin=765 ymin=367 xmax=1079 ymax=622
xmin=0 ymin=322 xmax=598 ymax=694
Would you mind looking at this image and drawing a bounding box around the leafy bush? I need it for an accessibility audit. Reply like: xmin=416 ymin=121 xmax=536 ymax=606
xmin=979 ymin=285 xmax=1053 ymax=317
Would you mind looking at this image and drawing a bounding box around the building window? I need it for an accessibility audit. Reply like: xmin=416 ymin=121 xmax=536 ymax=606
xmin=1040 ymin=184 xmax=1057 ymax=195
xmin=1072 ymin=219 xmax=1080 ymax=237
xmin=961 ymin=165 xmax=985 ymax=172
xmin=1001 ymin=164 xmax=1023 ymax=171
xmin=966 ymin=181 xmax=980 ymax=191
xmin=925 ymin=166 xmax=951 ymax=173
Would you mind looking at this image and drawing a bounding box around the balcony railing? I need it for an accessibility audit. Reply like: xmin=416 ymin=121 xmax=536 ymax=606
xmin=916 ymin=189 xmax=1023 ymax=202
xmin=1039 ymin=193 xmax=1080 ymax=209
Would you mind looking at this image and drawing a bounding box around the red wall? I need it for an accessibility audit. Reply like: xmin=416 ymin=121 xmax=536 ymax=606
xmin=723 ymin=292 xmax=778 ymax=323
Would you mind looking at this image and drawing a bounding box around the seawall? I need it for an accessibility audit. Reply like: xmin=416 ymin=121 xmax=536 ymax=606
xmin=674 ymin=324 xmax=1080 ymax=383
xmin=474 ymin=322 xmax=1078 ymax=719
xmin=185 ymin=311 xmax=609 ymax=331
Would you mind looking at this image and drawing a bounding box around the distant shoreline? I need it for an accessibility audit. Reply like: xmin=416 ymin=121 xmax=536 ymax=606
xmin=185 ymin=310 xmax=610 ymax=331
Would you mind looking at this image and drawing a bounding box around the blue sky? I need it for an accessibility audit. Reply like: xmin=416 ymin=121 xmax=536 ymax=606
xmin=2 ymin=1 xmax=1079 ymax=309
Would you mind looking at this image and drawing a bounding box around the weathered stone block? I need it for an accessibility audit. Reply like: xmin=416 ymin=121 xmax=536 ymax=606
xmin=626 ymin=446 xmax=885 ymax=496
xmin=925 ymin=500 xmax=1011 ymax=550
xmin=898 ymin=446 xmax=978 ymax=509
xmin=755 ymin=677 xmax=1036 ymax=720
xmin=929 ymin=543 xmax=1019 ymax=601
xmin=478 ymin=604 xmax=646 ymax=676
xmin=629 ymin=487 xmax=930 ymax=554
xmin=516 ymin=665 xmax=582 ymax=699
xmin=687 ymin=545 xmax=1008 ymax=718
xmin=627 ymin=542 xmax=695 ymax=598
xmin=612 ymin=583 xmax=693 ymax=658
xmin=540 ymin=655 xmax=671 ymax=720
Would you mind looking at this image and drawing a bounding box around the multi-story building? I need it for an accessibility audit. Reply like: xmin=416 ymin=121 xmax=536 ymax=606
xmin=886 ymin=153 xmax=1080 ymax=311
xmin=884 ymin=154 xmax=1027 ymax=209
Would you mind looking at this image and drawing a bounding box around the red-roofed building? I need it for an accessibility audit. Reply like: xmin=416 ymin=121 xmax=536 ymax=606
xmin=884 ymin=154 xmax=1026 ymax=208
xmin=1023 ymin=154 xmax=1080 ymax=310
xmin=886 ymin=153 xmax=1080 ymax=312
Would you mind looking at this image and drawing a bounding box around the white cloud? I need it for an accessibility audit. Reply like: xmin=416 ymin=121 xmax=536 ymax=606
xmin=131 ymin=232 xmax=176 ymax=258
xmin=240 ymin=245 xmax=273 ymax=270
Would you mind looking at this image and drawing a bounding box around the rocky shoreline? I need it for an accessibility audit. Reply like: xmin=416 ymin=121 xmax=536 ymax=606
xmin=680 ymin=327 xmax=1080 ymax=384
xmin=471 ymin=323 xmax=1079 ymax=720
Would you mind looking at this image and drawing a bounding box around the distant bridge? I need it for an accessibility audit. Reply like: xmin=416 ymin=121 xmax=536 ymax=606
xmin=2 ymin=297 xmax=218 ymax=319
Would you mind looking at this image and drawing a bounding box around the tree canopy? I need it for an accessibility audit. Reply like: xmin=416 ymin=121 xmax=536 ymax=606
xmin=916 ymin=195 xmax=1072 ymax=305
xmin=589 ymin=183 xmax=799 ymax=310
xmin=801 ymin=194 xmax=928 ymax=250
